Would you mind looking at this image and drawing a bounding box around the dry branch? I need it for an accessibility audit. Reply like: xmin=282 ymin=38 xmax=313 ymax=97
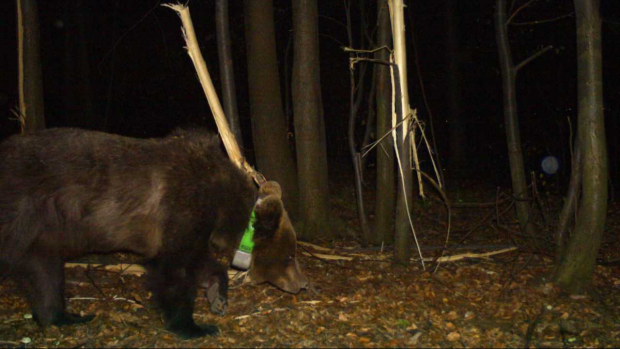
xmin=297 ymin=241 xmax=334 ymax=253
xmin=301 ymin=252 xmax=354 ymax=261
xmin=423 ymin=247 xmax=517 ymax=263
xmin=65 ymin=263 xmax=241 ymax=279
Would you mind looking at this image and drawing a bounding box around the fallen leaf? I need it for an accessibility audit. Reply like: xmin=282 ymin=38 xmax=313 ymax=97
xmin=447 ymin=332 xmax=461 ymax=342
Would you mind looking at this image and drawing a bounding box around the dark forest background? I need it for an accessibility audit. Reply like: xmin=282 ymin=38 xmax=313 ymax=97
xmin=0 ymin=0 xmax=619 ymax=187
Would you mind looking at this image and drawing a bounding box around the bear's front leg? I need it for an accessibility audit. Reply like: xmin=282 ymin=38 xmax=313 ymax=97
xmin=147 ymin=260 xmax=219 ymax=339
xmin=199 ymin=259 xmax=229 ymax=315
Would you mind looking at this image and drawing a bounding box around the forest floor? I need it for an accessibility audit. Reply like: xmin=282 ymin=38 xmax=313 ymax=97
xmin=1 ymin=169 xmax=619 ymax=348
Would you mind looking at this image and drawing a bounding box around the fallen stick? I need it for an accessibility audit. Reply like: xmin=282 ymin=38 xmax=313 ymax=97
xmin=297 ymin=241 xmax=334 ymax=253
xmin=422 ymin=247 xmax=518 ymax=263
xmin=301 ymin=252 xmax=354 ymax=261
xmin=65 ymin=263 xmax=241 ymax=279
xmin=65 ymin=263 xmax=146 ymax=276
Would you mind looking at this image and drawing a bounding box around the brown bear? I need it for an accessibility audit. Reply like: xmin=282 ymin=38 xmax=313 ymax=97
xmin=0 ymin=128 xmax=307 ymax=339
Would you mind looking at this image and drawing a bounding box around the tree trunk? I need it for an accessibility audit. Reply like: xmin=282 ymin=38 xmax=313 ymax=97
xmin=216 ymin=0 xmax=243 ymax=148
xmin=391 ymin=0 xmax=413 ymax=264
xmin=445 ymin=0 xmax=465 ymax=179
xmin=554 ymin=0 xmax=607 ymax=294
xmin=494 ymin=0 xmax=535 ymax=236
xmin=360 ymin=71 xmax=376 ymax=172
xmin=245 ymin=0 xmax=299 ymax=218
xmin=292 ymin=0 xmax=330 ymax=240
xmin=17 ymin=0 xmax=45 ymax=132
xmin=345 ymin=0 xmax=371 ymax=245
xmin=374 ymin=0 xmax=394 ymax=245
xmin=62 ymin=0 xmax=96 ymax=129
xmin=554 ymin=141 xmax=582 ymax=264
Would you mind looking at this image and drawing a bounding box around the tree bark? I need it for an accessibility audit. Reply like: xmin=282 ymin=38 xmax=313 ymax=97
xmin=445 ymin=0 xmax=465 ymax=178
xmin=554 ymin=0 xmax=607 ymax=294
xmin=62 ymin=0 xmax=96 ymax=129
xmin=554 ymin=141 xmax=582 ymax=264
xmin=360 ymin=71 xmax=376 ymax=172
xmin=345 ymin=0 xmax=371 ymax=245
xmin=17 ymin=0 xmax=45 ymax=132
xmin=494 ymin=0 xmax=535 ymax=236
xmin=245 ymin=0 xmax=299 ymax=218
xmin=374 ymin=0 xmax=394 ymax=245
xmin=216 ymin=0 xmax=243 ymax=148
xmin=292 ymin=0 xmax=331 ymax=240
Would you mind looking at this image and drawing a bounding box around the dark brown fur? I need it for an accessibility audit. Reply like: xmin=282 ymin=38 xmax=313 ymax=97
xmin=0 ymin=128 xmax=307 ymax=339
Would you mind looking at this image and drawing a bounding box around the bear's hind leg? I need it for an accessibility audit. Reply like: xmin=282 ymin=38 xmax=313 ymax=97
xmin=147 ymin=260 xmax=219 ymax=339
xmin=20 ymin=255 xmax=94 ymax=326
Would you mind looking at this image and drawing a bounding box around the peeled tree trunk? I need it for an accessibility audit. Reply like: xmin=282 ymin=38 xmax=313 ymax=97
xmin=389 ymin=0 xmax=413 ymax=264
xmin=554 ymin=0 xmax=607 ymax=294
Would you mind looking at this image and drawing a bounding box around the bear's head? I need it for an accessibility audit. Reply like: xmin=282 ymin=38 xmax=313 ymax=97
xmin=249 ymin=181 xmax=308 ymax=294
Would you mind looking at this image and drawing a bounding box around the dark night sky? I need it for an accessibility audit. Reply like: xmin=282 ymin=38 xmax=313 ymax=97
xmin=0 ymin=0 xmax=619 ymax=187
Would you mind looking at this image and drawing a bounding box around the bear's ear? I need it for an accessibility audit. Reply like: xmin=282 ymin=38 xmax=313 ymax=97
xmin=253 ymin=195 xmax=283 ymax=236
xmin=258 ymin=181 xmax=282 ymax=200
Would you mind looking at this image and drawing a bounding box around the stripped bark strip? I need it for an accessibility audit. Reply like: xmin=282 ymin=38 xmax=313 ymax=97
xmin=163 ymin=3 xmax=265 ymax=185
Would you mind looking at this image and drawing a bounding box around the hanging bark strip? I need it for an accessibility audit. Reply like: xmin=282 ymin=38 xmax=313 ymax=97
xmin=344 ymin=48 xmax=425 ymax=267
xmin=163 ymin=4 xmax=265 ymax=185
xmin=387 ymin=0 xmax=425 ymax=267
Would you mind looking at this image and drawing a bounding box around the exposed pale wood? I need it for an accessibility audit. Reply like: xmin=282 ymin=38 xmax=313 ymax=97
xmin=422 ymin=247 xmax=518 ymax=263
xmin=65 ymin=263 xmax=146 ymax=276
xmin=301 ymin=252 xmax=354 ymax=261
xmin=388 ymin=0 xmax=424 ymax=267
xmin=297 ymin=241 xmax=334 ymax=253
xmin=65 ymin=263 xmax=240 ymax=279
xmin=163 ymin=4 xmax=265 ymax=185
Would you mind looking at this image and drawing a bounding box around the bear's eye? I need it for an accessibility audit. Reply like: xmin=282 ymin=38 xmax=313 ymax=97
xmin=286 ymin=255 xmax=294 ymax=264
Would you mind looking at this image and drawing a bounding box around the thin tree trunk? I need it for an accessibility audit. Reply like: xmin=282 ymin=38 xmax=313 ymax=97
xmin=245 ymin=0 xmax=299 ymax=218
xmin=554 ymin=141 xmax=582 ymax=264
xmin=216 ymin=0 xmax=243 ymax=148
xmin=390 ymin=0 xmax=413 ymax=264
xmin=284 ymin=31 xmax=294 ymax=131
xmin=345 ymin=0 xmax=372 ymax=245
xmin=554 ymin=0 xmax=607 ymax=294
xmin=445 ymin=0 xmax=464 ymax=178
xmin=360 ymin=0 xmax=377 ymax=172
xmin=17 ymin=0 xmax=45 ymax=132
xmin=360 ymin=69 xmax=377 ymax=172
xmin=292 ymin=0 xmax=330 ymax=240
xmin=494 ymin=0 xmax=535 ymax=236
xmin=63 ymin=0 xmax=96 ymax=129
xmin=374 ymin=0 xmax=394 ymax=245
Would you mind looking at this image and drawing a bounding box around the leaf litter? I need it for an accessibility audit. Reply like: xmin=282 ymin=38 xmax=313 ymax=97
xmin=1 ymin=184 xmax=620 ymax=348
